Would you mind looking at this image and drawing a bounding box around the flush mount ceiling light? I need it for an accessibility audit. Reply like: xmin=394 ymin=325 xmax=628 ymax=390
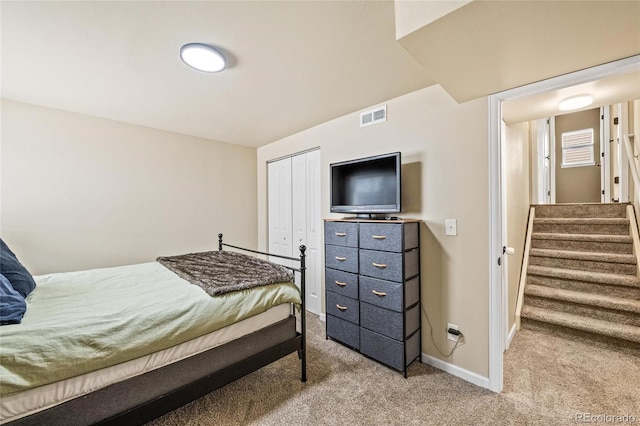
xmin=180 ymin=43 xmax=226 ymax=73
xmin=558 ymin=95 xmax=593 ymax=111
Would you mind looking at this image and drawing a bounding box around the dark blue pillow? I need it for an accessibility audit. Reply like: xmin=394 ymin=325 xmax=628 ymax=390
xmin=0 ymin=238 xmax=36 ymax=297
xmin=0 ymin=273 xmax=27 ymax=325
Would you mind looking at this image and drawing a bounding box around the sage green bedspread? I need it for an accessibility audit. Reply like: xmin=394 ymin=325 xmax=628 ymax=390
xmin=0 ymin=262 xmax=301 ymax=396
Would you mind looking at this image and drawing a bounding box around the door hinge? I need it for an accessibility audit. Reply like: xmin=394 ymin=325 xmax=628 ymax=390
xmin=614 ymin=117 xmax=619 ymax=125
xmin=497 ymin=257 xmax=501 ymax=266
xmin=602 ymin=190 xmax=605 ymax=195
xmin=548 ymin=190 xmax=551 ymax=196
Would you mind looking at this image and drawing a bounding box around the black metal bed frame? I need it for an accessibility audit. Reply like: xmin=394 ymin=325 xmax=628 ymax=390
xmin=7 ymin=236 xmax=307 ymax=426
xmin=218 ymin=233 xmax=307 ymax=383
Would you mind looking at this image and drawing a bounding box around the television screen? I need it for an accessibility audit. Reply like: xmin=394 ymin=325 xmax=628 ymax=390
xmin=330 ymin=152 xmax=401 ymax=217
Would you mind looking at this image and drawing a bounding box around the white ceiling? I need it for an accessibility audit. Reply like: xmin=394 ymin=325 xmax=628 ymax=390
xmin=503 ymin=71 xmax=640 ymax=125
xmin=1 ymin=1 xmax=433 ymax=148
xmin=2 ymin=1 xmax=640 ymax=148
xmin=398 ymin=1 xmax=640 ymax=103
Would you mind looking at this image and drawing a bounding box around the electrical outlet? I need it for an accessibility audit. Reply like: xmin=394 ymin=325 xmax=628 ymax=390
xmin=447 ymin=323 xmax=460 ymax=342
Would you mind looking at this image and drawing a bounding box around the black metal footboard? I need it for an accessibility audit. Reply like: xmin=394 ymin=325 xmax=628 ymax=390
xmin=218 ymin=233 xmax=307 ymax=383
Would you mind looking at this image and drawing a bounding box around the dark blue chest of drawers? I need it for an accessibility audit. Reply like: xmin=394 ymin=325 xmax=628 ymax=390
xmin=324 ymin=219 xmax=421 ymax=376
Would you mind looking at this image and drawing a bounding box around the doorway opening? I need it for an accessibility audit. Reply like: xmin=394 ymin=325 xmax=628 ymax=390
xmin=489 ymin=55 xmax=640 ymax=393
xmin=530 ymin=104 xmax=635 ymax=205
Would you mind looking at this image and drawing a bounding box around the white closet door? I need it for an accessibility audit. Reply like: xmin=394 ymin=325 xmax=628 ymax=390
xmin=291 ymin=150 xmax=321 ymax=314
xmin=268 ymin=158 xmax=293 ymax=266
xmin=269 ymin=150 xmax=321 ymax=315
xmin=304 ymin=151 xmax=321 ymax=315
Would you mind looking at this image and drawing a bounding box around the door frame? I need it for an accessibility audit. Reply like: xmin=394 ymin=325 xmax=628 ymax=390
xmin=488 ymin=54 xmax=640 ymax=393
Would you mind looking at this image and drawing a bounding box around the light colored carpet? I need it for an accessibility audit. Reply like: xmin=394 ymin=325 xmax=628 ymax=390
xmin=147 ymin=314 xmax=639 ymax=425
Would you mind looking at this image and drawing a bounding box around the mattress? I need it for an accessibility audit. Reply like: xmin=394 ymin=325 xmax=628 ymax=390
xmin=0 ymin=261 xmax=301 ymax=423
xmin=1 ymin=304 xmax=291 ymax=423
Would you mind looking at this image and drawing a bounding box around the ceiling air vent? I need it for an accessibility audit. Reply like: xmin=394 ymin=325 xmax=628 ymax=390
xmin=360 ymin=105 xmax=387 ymax=128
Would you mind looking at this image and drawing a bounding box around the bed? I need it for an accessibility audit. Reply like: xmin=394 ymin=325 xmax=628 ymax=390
xmin=0 ymin=234 xmax=307 ymax=425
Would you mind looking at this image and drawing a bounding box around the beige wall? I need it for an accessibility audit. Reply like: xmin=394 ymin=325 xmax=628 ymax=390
xmin=257 ymin=85 xmax=490 ymax=378
xmin=555 ymin=108 xmax=601 ymax=203
xmin=1 ymin=100 xmax=257 ymax=274
xmin=504 ymin=121 xmax=530 ymax=334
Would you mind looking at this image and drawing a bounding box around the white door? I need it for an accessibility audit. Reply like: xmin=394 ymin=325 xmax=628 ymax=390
xmin=600 ymin=107 xmax=609 ymax=203
xmin=292 ymin=150 xmax=321 ymax=314
xmin=543 ymin=118 xmax=552 ymax=204
xmin=533 ymin=118 xmax=553 ymax=204
xmin=616 ymin=103 xmax=630 ymax=202
xmin=269 ymin=150 xmax=322 ymax=315
xmin=268 ymin=158 xmax=292 ymax=265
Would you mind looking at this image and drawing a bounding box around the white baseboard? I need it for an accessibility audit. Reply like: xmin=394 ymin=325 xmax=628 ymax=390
xmin=421 ymin=353 xmax=491 ymax=390
xmin=318 ymin=313 xmax=326 ymax=322
xmin=506 ymin=323 xmax=517 ymax=350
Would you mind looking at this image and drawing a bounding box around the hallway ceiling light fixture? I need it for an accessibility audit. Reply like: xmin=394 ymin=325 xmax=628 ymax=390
xmin=180 ymin=43 xmax=226 ymax=73
xmin=558 ymin=95 xmax=593 ymax=111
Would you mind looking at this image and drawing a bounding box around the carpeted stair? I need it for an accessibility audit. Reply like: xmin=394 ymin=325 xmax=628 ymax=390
xmin=521 ymin=203 xmax=640 ymax=354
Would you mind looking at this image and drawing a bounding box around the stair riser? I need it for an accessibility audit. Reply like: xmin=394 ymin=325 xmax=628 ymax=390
xmin=528 ymin=256 xmax=637 ymax=275
xmin=527 ymin=275 xmax=640 ymax=300
xmin=534 ymin=204 xmax=628 ymax=218
xmin=520 ymin=318 xmax=640 ymax=356
xmin=530 ymin=238 xmax=633 ymax=254
xmin=524 ymin=295 xmax=640 ymax=327
xmin=533 ymin=223 xmax=629 ymax=235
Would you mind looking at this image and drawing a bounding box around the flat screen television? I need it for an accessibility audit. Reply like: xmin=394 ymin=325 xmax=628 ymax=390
xmin=330 ymin=152 xmax=401 ymax=218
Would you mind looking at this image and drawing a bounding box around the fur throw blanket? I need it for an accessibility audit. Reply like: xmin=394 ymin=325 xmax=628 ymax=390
xmin=157 ymin=250 xmax=294 ymax=296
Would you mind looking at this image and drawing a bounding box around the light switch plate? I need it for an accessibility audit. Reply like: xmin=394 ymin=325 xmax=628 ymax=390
xmin=445 ymin=219 xmax=457 ymax=236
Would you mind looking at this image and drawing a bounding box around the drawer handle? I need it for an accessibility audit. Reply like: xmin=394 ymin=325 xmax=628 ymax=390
xmin=335 ymin=256 xmax=347 ymax=261
xmin=372 ymin=262 xmax=387 ymax=269
xmin=335 ymin=280 xmax=347 ymax=287
xmin=372 ymin=235 xmax=387 ymax=240
xmin=372 ymin=290 xmax=387 ymax=297
xmin=335 ymin=232 xmax=347 ymax=237
xmin=336 ymin=304 xmax=348 ymax=311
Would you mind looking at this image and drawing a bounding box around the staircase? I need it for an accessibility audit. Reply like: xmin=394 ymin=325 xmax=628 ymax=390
xmin=520 ymin=203 xmax=640 ymax=354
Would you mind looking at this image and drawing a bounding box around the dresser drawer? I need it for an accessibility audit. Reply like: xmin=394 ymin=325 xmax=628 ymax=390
xmin=360 ymin=249 xmax=419 ymax=282
xmin=325 ymin=268 xmax=358 ymax=299
xmin=359 ymin=222 xmax=419 ymax=252
xmin=326 ymin=291 xmax=359 ymax=324
xmin=359 ymin=250 xmax=403 ymax=282
xmin=325 ymin=245 xmax=358 ymax=273
xmin=359 ymin=275 xmax=419 ymax=312
xmin=325 ymin=222 xmax=358 ymax=247
xmin=360 ymin=328 xmax=420 ymax=372
xmin=360 ymin=302 xmax=420 ymax=341
xmin=359 ymin=223 xmax=403 ymax=252
xmin=327 ymin=315 xmax=360 ymax=350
